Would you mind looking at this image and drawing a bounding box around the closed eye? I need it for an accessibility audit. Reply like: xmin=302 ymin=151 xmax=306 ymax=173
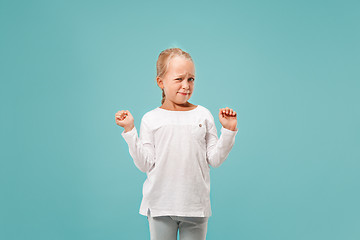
xmin=176 ymin=78 xmax=195 ymax=81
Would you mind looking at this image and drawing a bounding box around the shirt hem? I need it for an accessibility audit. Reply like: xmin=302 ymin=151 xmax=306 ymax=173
xmin=140 ymin=208 xmax=212 ymax=218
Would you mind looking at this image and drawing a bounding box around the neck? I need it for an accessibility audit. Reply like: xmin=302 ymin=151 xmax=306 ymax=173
xmin=161 ymin=101 xmax=194 ymax=111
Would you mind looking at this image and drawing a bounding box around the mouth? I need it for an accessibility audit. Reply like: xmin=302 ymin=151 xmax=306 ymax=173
xmin=178 ymin=92 xmax=190 ymax=95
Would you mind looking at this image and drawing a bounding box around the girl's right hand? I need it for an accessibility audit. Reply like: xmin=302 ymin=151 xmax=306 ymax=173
xmin=115 ymin=110 xmax=134 ymax=132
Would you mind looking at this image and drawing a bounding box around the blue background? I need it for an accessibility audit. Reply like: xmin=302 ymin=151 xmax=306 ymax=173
xmin=1 ymin=0 xmax=359 ymax=239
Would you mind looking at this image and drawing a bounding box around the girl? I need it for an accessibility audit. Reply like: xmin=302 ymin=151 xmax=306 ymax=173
xmin=115 ymin=48 xmax=238 ymax=240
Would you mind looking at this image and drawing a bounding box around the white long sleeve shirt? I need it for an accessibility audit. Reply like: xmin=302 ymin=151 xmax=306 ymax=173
xmin=121 ymin=105 xmax=238 ymax=217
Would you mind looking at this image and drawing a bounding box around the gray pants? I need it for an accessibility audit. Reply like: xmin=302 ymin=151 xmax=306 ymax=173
xmin=147 ymin=210 xmax=209 ymax=240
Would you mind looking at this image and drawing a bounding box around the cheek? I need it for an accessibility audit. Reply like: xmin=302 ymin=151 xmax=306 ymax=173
xmin=167 ymin=84 xmax=179 ymax=93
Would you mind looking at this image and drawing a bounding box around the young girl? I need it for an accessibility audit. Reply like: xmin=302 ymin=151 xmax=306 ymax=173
xmin=115 ymin=48 xmax=238 ymax=240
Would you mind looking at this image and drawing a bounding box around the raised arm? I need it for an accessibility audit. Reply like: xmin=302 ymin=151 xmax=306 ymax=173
xmin=117 ymin=111 xmax=156 ymax=173
xmin=206 ymin=108 xmax=238 ymax=168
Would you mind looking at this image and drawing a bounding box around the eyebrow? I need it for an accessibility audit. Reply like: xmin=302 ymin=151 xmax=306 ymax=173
xmin=177 ymin=74 xmax=195 ymax=77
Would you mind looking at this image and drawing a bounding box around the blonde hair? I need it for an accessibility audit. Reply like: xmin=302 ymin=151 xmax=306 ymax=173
xmin=156 ymin=48 xmax=193 ymax=105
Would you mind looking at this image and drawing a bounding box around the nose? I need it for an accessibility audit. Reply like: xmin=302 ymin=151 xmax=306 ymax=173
xmin=182 ymin=81 xmax=190 ymax=90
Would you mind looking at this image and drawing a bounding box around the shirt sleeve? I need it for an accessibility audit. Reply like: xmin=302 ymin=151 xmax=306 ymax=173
xmin=121 ymin=116 xmax=156 ymax=173
xmin=205 ymin=113 xmax=238 ymax=168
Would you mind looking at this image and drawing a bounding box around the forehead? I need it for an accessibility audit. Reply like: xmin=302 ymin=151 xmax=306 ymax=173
xmin=167 ymin=56 xmax=195 ymax=76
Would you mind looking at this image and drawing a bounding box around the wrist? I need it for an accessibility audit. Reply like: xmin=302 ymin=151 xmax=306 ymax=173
xmin=124 ymin=125 xmax=134 ymax=133
xmin=224 ymin=126 xmax=236 ymax=131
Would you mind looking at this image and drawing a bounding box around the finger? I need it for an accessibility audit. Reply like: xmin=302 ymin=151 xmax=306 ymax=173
xmin=117 ymin=112 xmax=126 ymax=120
xmin=219 ymin=109 xmax=225 ymax=118
xmin=116 ymin=111 xmax=124 ymax=117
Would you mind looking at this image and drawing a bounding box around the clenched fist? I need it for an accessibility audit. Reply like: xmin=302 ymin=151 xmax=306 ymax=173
xmin=219 ymin=107 xmax=237 ymax=131
xmin=115 ymin=110 xmax=135 ymax=133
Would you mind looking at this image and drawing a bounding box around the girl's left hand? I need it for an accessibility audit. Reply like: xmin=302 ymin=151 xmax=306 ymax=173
xmin=219 ymin=107 xmax=237 ymax=131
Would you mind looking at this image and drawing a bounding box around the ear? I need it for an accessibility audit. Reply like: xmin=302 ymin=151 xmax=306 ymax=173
xmin=156 ymin=76 xmax=164 ymax=89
